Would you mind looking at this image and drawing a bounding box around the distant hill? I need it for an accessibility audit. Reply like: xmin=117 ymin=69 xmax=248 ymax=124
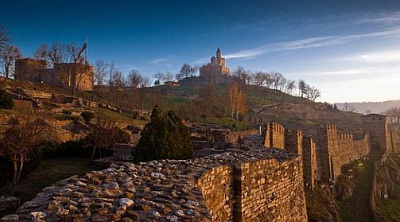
xmin=336 ymin=100 xmax=400 ymax=114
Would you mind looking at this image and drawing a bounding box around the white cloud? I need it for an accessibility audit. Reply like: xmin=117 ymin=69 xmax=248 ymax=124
xmin=356 ymin=10 xmax=400 ymax=25
xmin=345 ymin=50 xmax=400 ymax=63
xmin=224 ymin=27 xmax=400 ymax=60
xmin=149 ymin=57 xmax=169 ymax=65
xmin=317 ymin=67 xmax=377 ymax=76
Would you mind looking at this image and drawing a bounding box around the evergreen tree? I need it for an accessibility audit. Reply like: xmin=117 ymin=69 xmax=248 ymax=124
xmin=134 ymin=105 xmax=193 ymax=162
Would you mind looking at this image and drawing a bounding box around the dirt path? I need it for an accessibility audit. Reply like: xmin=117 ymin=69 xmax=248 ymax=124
xmin=339 ymin=150 xmax=380 ymax=222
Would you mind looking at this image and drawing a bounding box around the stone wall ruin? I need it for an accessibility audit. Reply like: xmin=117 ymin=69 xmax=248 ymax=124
xmin=6 ymin=149 xmax=307 ymax=222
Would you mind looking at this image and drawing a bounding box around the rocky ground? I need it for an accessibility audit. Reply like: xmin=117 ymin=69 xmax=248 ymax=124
xmin=3 ymin=136 xmax=295 ymax=222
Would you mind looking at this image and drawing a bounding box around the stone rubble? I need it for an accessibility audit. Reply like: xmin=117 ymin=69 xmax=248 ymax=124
xmin=6 ymin=135 xmax=296 ymax=221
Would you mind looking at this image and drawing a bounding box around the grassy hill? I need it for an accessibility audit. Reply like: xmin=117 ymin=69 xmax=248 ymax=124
xmin=1 ymin=78 xmax=364 ymax=135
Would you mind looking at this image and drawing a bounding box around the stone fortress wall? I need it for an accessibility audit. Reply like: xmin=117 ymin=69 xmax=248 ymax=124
xmin=263 ymin=121 xmax=371 ymax=186
xmin=7 ymin=149 xmax=307 ymax=222
xmin=4 ymin=114 xmax=400 ymax=221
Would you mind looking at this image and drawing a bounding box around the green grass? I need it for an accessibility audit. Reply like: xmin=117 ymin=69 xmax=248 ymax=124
xmin=0 ymin=155 xmax=104 ymax=204
xmin=201 ymin=116 xmax=255 ymax=130
xmin=335 ymin=153 xmax=376 ymax=222
xmin=376 ymin=154 xmax=400 ymax=221
xmin=92 ymin=107 xmax=137 ymax=123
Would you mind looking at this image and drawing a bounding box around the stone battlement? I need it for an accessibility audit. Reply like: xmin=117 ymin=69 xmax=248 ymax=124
xmin=7 ymin=148 xmax=307 ymax=222
xmin=338 ymin=133 xmax=353 ymax=140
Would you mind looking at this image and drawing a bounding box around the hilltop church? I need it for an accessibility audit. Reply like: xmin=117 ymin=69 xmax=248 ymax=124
xmin=199 ymin=48 xmax=231 ymax=83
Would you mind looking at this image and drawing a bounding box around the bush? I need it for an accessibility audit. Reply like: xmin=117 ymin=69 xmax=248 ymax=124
xmin=81 ymin=111 xmax=95 ymax=123
xmin=0 ymin=90 xmax=14 ymax=109
xmin=132 ymin=111 xmax=139 ymax=120
xmin=62 ymin=109 xmax=72 ymax=115
xmin=134 ymin=105 xmax=193 ymax=162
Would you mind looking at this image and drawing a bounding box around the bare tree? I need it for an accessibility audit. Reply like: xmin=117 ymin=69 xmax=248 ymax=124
xmin=306 ymin=85 xmax=321 ymax=101
xmin=298 ymin=79 xmax=307 ymax=98
xmin=94 ymin=60 xmax=108 ymax=86
xmin=286 ymin=80 xmax=296 ymax=95
xmin=0 ymin=45 xmax=22 ymax=79
xmin=179 ymin=63 xmax=195 ymax=78
xmin=141 ymin=76 xmax=150 ymax=87
xmin=86 ymin=116 xmax=129 ymax=164
xmin=278 ymin=76 xmax=287 ymax=92
xmin=175 ymin=73 xmax=184 ymax=81
xmin=0 ymin=117 xmax=52 ymax=185
xmin=163 ymin=71 xmax=174 ymax=82
xmin=127 ymin=69 xmax=143 ymax=88
xmin=271 ymin=72 xmax=283 ymax=90
xmin=233 ymin=66 xmax=248 ymax=91
xmin=263 ymin=72 xmax=273 ymax=88
xmin=153 ymin=72 xmax=164 ymax=85
xmin=228 ymin=82 xmax=246 ymax=120
xmin=0 ymin=25 xmax=11 ymax=52
xmin=254 ymin=71 xmax=265 ymax=87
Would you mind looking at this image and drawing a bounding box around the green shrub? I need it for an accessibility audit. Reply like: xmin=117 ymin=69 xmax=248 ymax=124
xmin=62 ymin=109 xmax=72 ymax=115
xmin=134 ymin=105 xmax=193 ymax=162
xmin=81 ymin=111 xmax=95 ymax=123
xmin=0 ymin=90 xmax=14 ymax=109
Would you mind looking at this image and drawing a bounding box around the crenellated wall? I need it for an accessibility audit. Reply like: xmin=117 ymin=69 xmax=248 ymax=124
xmin=285 ymin=129 xmax=303 ymax=155
xmin=302 ymin=136 xmax=317 ymax=189
xmin=264 ymin=122 xmax=285 ymax=149
xmin=390 ymin=129 xmax=400 ymax=153
xmin=313 ymin=124 xmax=371 ymax=182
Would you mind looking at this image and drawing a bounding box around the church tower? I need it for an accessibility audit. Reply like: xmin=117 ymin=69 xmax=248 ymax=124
xmin=216 ymin=48 xmax=222 ymax=65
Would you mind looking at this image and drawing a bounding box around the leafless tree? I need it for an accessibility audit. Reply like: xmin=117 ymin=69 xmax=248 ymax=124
xmin=253 ymin=71 xmax=265 ymax=86
xmin=163 ymin=71 xmax=174 ymax=82
xmin=175 ymin=73 xmax=184 ymax=81
xmin=385 ymin=107 xmax=400 ymax=124
xmin=179 ymin=63 xmax=195 ymax=78
xmin=306 ymin=85 xmax=321 ymax=101
xmin=271 ymin=72 xmax=283 ymax=90
xmin=141 ymin=76 xmax=150 ymax=87
xmin=112 ymin=70 xmax=126 ymax=88
xmin=153 ymin=72 xmax=164 ymax=85
xmin=286 ymin=80 xmax=296 ymax=95
xmin=94 ymin=60 xmax=108 ymax=86
xmin=278 ymin=76 xmax=287 ymax=92
xmin=0 ymin=25 xmax=11 ymax=52
xmin=127 ymin=69 xmax=143 ymax=88
xmin=233 ymin=66 xmax=248 ymax=91
xmin=0 ymin=45 xmax=22 ymax=79
xmin=298 ymin=79 xmax=307 ymax=98
xmin=263 ymin=72 xmax=273 ymax=88
xmin=0 ymin=117 xmax=52 ymax=185
xmin=85 ymin=116 xmax=129 ymax=164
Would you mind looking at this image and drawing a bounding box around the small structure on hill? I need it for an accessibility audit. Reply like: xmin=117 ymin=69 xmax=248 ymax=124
xmin=199 ymin=48 xmax=231 ymax=83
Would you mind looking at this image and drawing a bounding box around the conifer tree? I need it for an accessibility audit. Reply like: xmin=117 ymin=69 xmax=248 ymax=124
xmin=134 ymin=105 xmax=193 ymax=162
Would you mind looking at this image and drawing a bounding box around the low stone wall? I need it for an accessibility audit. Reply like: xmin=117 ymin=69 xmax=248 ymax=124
xmin=197 ymin=165 xmax=234 ymax=221
xmin=234 ymin=156 xmax=307 ymax=221
xmin=6 ymin=148 xmax=307 ymax=222
xmin=0 ymin=196 xmax=20 ymax=211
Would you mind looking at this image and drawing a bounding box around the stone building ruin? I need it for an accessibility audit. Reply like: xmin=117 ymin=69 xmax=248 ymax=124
xmin=14 ymin=58 xmax=94 ymax=92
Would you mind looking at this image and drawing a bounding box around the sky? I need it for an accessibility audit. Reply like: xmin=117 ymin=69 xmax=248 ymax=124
xmin=1 ymin=0 xmax=400 ymax=103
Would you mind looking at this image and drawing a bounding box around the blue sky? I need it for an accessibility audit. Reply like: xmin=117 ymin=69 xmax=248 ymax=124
xmin=2 ymin=0 xmax=400 ymax=103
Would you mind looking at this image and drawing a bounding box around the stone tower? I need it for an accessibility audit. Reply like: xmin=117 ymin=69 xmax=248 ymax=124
xmin=362 ymin=114 xmax=392 ymax=153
